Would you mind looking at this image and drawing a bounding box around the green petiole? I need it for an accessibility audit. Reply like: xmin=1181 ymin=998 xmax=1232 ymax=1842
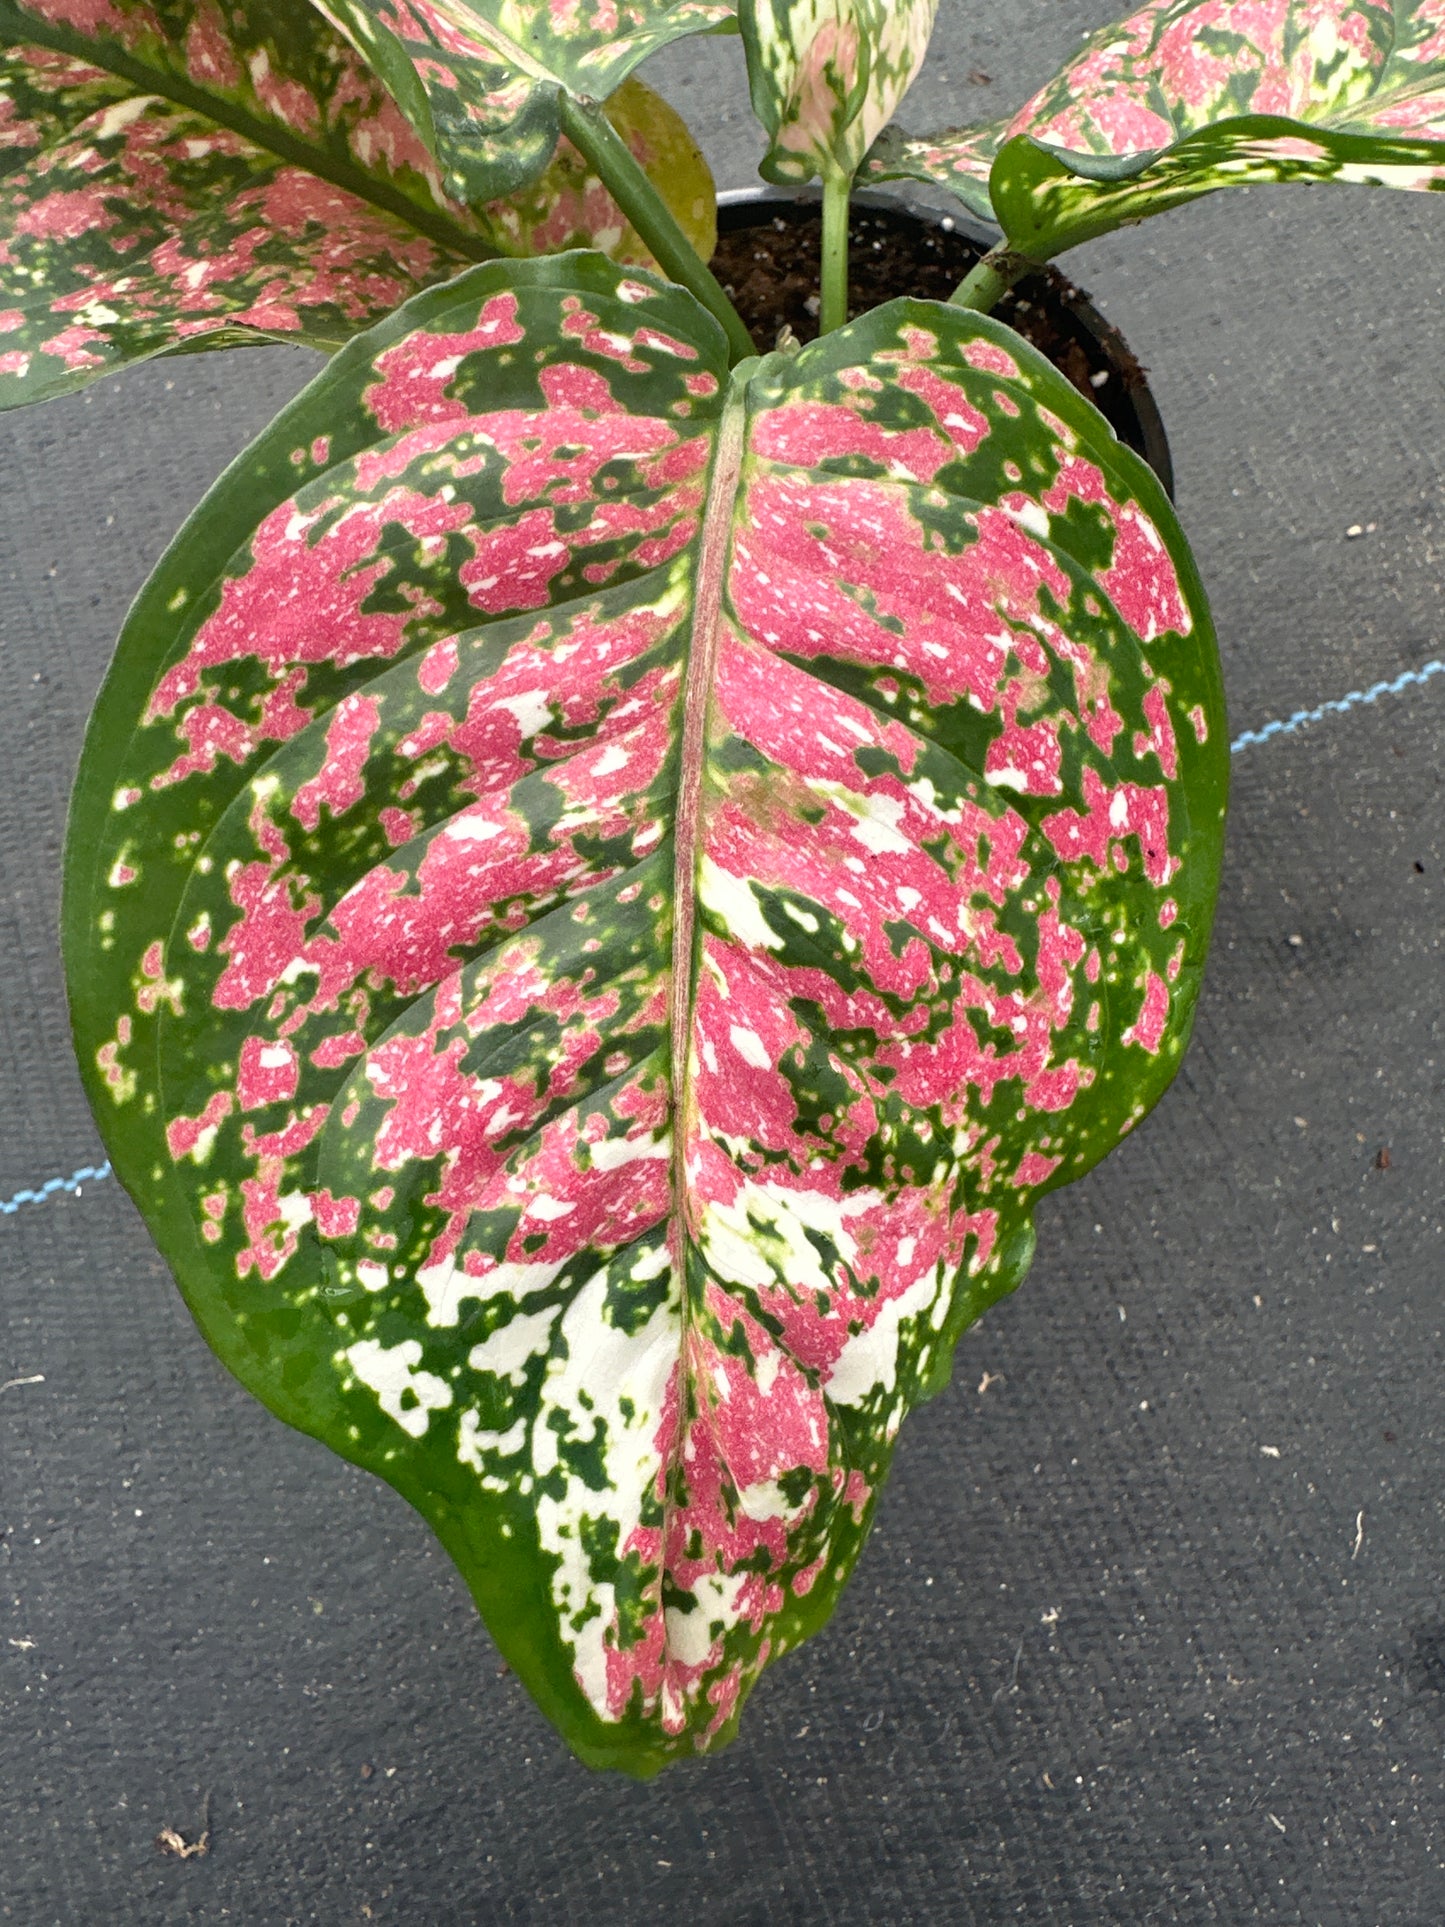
xmin=557 ymin=93 xmax=756 ymax=366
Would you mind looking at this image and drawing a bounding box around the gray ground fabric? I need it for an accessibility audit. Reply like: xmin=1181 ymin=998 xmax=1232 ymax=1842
xmin=2 ymin=3 xmax=1443 ymax=1920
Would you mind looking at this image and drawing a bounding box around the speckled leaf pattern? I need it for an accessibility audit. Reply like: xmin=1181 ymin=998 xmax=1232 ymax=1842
xmin=314 ymin=0 xmax=733 ymax=203
xmin=64 ymin=253 xmax=1228 ymax=1772
xmin=0 ymin=5 xmax=713 ymax=405
xmin=868 ymin=0 xmax=1445 ymax=254
xmin=0 ymin=0 xmax=495 ymax=402
xmin=865 ymin=111 xmax=998 ymax=226
xmin=740 ymin=0 xmax=937 ymax=183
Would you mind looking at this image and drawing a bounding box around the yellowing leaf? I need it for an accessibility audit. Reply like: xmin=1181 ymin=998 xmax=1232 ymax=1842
xmin=483 ymin=77 xmax=716 ymax=266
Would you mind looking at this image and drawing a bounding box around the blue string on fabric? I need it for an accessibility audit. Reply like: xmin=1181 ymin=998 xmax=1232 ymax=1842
xmin=0 ymin=1161 xmax=112 ymax=1215
xmin=1230 ymin=657 xmax=1444 ymax=754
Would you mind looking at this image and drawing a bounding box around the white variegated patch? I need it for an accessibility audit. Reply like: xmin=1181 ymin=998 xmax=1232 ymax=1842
xmin=532 ymin=1244 xmax=681 ymax=1713
xmin=697 ymin=1174 xmax=873 ymax=1301
xmin=824 ymin=1265 xmax=941 ymax=1405
xmin=344 ymin=1338 xmax=453 ymax=1438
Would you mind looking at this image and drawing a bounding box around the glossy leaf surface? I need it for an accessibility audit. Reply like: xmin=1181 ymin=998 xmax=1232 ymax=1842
xmin=65 ymin=253 xmax=1227 ymax=1772
xmin=314 ymin=0 xmax=733 ymax=203
xmin=740 ymin=0 xmax=938 ymax=183
xmin=868 ymin=0 xmax=1445 ymax=255
xmin=0 ymin=3 xmax=711 ymax=405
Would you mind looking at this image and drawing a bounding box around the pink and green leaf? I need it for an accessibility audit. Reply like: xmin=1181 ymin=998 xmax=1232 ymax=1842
xmin=0 ymin=0 xmax=492 ymax=401
xmin=0 ymin=0 xmax=481 ymax=234
xmin=868 ymin=0 xmax=1445 ymax=257
xmin=0 ymin=5 xmax=713 ymax=405
xmin=740 ymin=0 xmax=938 ymax=184
xmin=0 ymin=77 xmax=470 ymax=403
xmin=63 ymin=253 xmax=1228 ymax=1773
xmin=313 ymin=0 xmax=735 ymax=203
xmin=864 ymin=114 xmax=999 ymax=226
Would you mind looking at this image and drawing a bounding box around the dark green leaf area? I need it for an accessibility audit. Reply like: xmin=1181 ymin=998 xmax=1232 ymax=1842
xmin=601 ymin=1233 xmax=675 ymax=1337
xmin=1037 ymin=489 xmax=1123 ymax=578
xmin=422 ymin=73 xmax=560 ymax=210
xmin=912 ymin=1210 xmax=1038 ymax=1405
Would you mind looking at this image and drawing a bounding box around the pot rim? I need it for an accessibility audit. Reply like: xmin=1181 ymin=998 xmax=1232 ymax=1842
xmin=712 ymin=184 xmax=1174 ymax=500
xmin=718 ymin=181 xmax=996 ymax=242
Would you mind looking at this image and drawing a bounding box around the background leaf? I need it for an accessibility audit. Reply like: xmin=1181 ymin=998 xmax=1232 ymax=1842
xmin=64 ymin=255 xmax=1228 ymax=1772
xmin=740 ymin=0 xmax=938 ymax=184
xmin=0 ymin=0 xmax=488 ymax=402
xmin=313 ymin=0 xmax=734 ymax=203
xmin=864 ymin=113 xmax=998 ymax=225
xmin=867 ymin=0 xmax=1445 ymax=255
xmin=0 ymin=4 xmax=713 ymax=405
xmin=485 ymin=75 xmax=716 ymax=263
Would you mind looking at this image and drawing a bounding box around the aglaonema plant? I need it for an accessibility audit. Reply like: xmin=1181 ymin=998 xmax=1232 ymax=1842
xmin=0 ymin=0 xmax=1433 ymax=1771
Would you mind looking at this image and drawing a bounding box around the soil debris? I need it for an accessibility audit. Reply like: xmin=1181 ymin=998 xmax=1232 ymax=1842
xmin=710 ymin=202 xmax=1154 ymax=462
xmin=156 ymin=1792 xmax=211 ymax=1861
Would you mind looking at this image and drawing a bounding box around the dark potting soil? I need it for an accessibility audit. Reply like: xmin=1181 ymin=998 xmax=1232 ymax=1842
xmin=711 ymin=201 xmax=1152 ymax=461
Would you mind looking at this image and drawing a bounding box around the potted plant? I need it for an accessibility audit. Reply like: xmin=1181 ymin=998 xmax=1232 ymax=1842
xmin=1 ymin=0 xmax=1438 ymax=1776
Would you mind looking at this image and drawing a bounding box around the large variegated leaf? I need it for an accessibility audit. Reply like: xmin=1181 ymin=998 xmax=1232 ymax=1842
xmin=740 ymin=0 xmax=938 ymax=184
xmin=314 ymin=0 xmax=734 ymax=203
xmin=64 ymin=253 xmax=1228 ymax=1772
xmin=0 ymin=0 xmax=488 ymax=403
xmin=0 ymin=4 xmax=712 ymax=405
xmin=868 ymin=0 xmax=1445 ymax=257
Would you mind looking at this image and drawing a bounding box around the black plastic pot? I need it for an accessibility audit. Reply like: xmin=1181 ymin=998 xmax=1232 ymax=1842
xmin=715 ymin=187 xmax=1173 ymax=500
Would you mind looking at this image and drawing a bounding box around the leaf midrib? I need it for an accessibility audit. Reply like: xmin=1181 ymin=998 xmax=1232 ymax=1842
xmin=653 ymin=361 xmax=747 ymax=1658
xmin=0 ymin=3 xmax=504 ymax=262
xmin=667 ymin=372 xmax=747 ymax=1212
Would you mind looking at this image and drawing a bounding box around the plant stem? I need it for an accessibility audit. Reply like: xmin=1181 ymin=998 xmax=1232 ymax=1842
xmin=557 ymin=92 xmax=755 ymax=366
xmin=819 ymin=168 xmax=852 ymax=335
xmin=950 ymin=242 xmax=1039 ymax=314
